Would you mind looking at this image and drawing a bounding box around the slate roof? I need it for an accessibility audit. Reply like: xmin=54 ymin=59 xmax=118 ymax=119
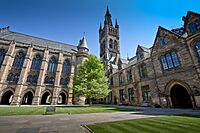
xmin=0 ymin=28 xmax=78 ymax=53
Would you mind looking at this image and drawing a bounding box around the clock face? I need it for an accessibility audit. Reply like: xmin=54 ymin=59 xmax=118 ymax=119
xmin=160 ymin=36 xmax=169 ymax=45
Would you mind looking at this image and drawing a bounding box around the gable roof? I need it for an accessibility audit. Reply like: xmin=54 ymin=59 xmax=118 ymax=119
xmin=0 ymin=27 xmax=78 ymax=53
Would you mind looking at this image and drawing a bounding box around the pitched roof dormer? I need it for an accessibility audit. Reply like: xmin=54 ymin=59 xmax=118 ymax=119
xmin=182 ymin=11 xmax=200 ymax=36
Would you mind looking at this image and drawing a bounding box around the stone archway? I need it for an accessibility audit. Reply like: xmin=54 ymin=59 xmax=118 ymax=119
xmin=41 ymin=92 xmax=51 ymax=105
xmin=170 ymin=84 xmax=193 ymax=108
xmin=58 ymin=92 xmax=67 ymax=104
xmin=22 ymin=91 xmax=33 ymax=105
xmin=1 ymin=90 xmax=14 ymax=105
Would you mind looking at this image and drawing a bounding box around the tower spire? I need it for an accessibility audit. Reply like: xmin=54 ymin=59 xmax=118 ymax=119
xmin=99 ymin=23 xmax=102 ymax=31
xmin=104 ymin=6 xmax=112 ymax=26
xmin=115 ymin=18 xmax=119 ymax=28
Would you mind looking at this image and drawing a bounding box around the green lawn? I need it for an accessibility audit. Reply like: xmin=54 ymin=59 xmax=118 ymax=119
xmin=0 ymin=105 xmax=134 ymax=116
xmin=87 ymin=115 xmax=200 ymax=133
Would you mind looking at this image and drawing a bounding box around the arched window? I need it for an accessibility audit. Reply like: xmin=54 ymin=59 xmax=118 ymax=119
xmin=195 ymin=42 xmax=200 ymax=58
xmin=109 ymin=39 xmax=113 ymax=49
xmin=13 ymin=51 xmax=25 ymax=69
xmin=0 ymin=49 xmax=6 ymax=67
xmin=44 ymin=76 xmax=54 ymax=84
xmin=62 ymin=59 xmax=71 ymax=75
xmin=47 ymin=56 xmax=57 ymax=73
xmin=7 ymin=73 xmax=19 ymax=83
xmin=60 ymin=78 xmax=69 ymax=85
xmin=31 ymin=54 xmax=42 ymax=71
xmin=27 ymin=75 xmax=38 ymax=84
xmin=114 ymin=40 xmax=117 ymax=49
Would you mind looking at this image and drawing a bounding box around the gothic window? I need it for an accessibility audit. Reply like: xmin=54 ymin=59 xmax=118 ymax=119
xmin=31 ymin=54 xmax=42 ymax=71
xmin=114 ymin=40 xmax=117 ymax=49
xmin=195 ymin=42 xmax=200 ymax=58
xmin=160 ymin=36 xmax=169 ymax=45
xmin=0 ymin=49 xmax=6 ymax=67
xmin=161 ymin=51 xmax=180 ymax=70
xmin=60 ymin=78 xmax=69 ymax=85
xmin=27 ymin=75 xmax=38 ymax=84
xmin=62 ymin=59 xmax=71 ymax=75
xmin=119 ymin=72 xmax=123 ymax=84
xmin=109 ymin=39 xmax=113 ymax=49
xmin=139 ymin=63 xmax=148 ymax=78
xmin=47 ymin=56 xmax=57 ymax=73
xmin=188 ymin=19 xmax=200 ymax=33
xmin=119 ymin=89 xmax=125 ymax=102
xmin=127 ymin=70 xmax=132 ymax=83
xmin=128 ymin=88 xmax=134 ymax=102
xmin=142 ymin=86 xmax=151 ymax=102
xmin=44 ymin=76 xmax=54 ymax=84
xmin=12 ymin=51 xmax=25 ymax=69
xmin=7 ymin=73 xmax=19 ymax=83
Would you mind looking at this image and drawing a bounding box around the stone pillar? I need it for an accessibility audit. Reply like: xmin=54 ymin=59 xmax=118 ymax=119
xmin=67 ymin=54 xmax=76 ymax=105
xmin=11 ymin=46 xmax=33 ymax=105
xmin=0 ymin=41 xmax=16 ymax=88
xmin=51 ymin=52 xmax=63 ymax=105
xmin=32 ymin=49 xmax=49 ymax=105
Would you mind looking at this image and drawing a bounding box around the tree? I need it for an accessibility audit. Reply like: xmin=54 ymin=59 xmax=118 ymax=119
xmin=73 ymin=55 xmax=110 ymax=104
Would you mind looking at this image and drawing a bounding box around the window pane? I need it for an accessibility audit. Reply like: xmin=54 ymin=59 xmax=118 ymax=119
xmin=166 ymin=53 xmax=174 ymax=68
xmin=171 ymin=52 xmax=180 ymax=67
xmin=161 ymin=55 xmax=168 ymax=69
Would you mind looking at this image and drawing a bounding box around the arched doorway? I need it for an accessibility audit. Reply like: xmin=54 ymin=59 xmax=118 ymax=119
xmin=41 ymin=92 xmax=51 ymax=104
xmin=22 ymin=91 xmax=33 ymax=105
xmin=58 ymin=92 xmax=67 ymax=104
xmin=1 ymin=90 xmax=14 ymax=105
xmin=170 ymin=84 xmax=193 ymax=108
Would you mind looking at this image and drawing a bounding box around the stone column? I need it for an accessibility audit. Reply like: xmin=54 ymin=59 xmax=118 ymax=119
xmin=0 ymin=41 xmax=16 ymax=88
xmin=67 ymin=54 xmax=76 ymax=105
xmin=51 ymin=52 xmax=63 ymax=105
xmin=11 ymin=46 xmax=33 ymax=105
xmin=32 ymin=49 xmax=49 ymax=105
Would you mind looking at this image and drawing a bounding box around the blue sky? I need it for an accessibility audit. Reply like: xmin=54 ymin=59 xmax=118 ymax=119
xmin=0 ymin=0 xmax=200 ymax=58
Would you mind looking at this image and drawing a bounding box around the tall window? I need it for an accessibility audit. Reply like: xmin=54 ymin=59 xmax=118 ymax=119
xmin=110 ymin=77 xmax=113 ymax=86
xmin=161 ymin=51 xmax=180 ymax=70
xmin=128 ymin=88 xmax=134 ymax=102
xmin=31 ymin=54 xmax=42 ymax=71
xmin=195 ymin=42 xmax=200 ymax=58
xmin=60 ymin=59 xmax=71 ymax=85
xmin=127 ymin=70 xmax=132 ymax=83
xmin=13 ymin=51 xmax=25 ymax=69
xmin=119 ymin=73 xmax=123 ymax=84
xmin=62 ymin=59 xmax=71 ymax=75
xmin=139 ymin=63 xmax=148 ymax=78
xmin=114 ymin=40 xmax=117 ymax=49
xmin=119 ymin=89 xmax=125 ymax=102
xmin=109 ymin=39 xmax=113 ymax=49
xmin=142 ymin=86 xmax=151 ymax=102
xmin=0 ymin=49 xmax=6 ymax=67
xmin=47 ymin=56 xmax=57 ymax=73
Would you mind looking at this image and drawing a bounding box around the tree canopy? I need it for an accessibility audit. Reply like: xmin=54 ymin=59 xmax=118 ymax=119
xmin=73 ymin=55 xmax=110 ymax=102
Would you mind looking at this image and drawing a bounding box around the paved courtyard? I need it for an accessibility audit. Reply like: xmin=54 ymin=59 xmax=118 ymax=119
xmin=0 ymin=105 xmax=199 ymax=133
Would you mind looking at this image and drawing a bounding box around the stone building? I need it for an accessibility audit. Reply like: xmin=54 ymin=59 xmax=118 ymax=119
xmin=100 ymin=8 xmax=200 ymax=108
xmin=0 ymin=27 xmax=89 ymax=105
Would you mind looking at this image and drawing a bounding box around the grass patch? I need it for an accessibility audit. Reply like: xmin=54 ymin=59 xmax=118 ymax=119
xmin=0 ymin=105 xmax=135 ymax=116
xmin=87 ymin=115 xmax=200 ymax=133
